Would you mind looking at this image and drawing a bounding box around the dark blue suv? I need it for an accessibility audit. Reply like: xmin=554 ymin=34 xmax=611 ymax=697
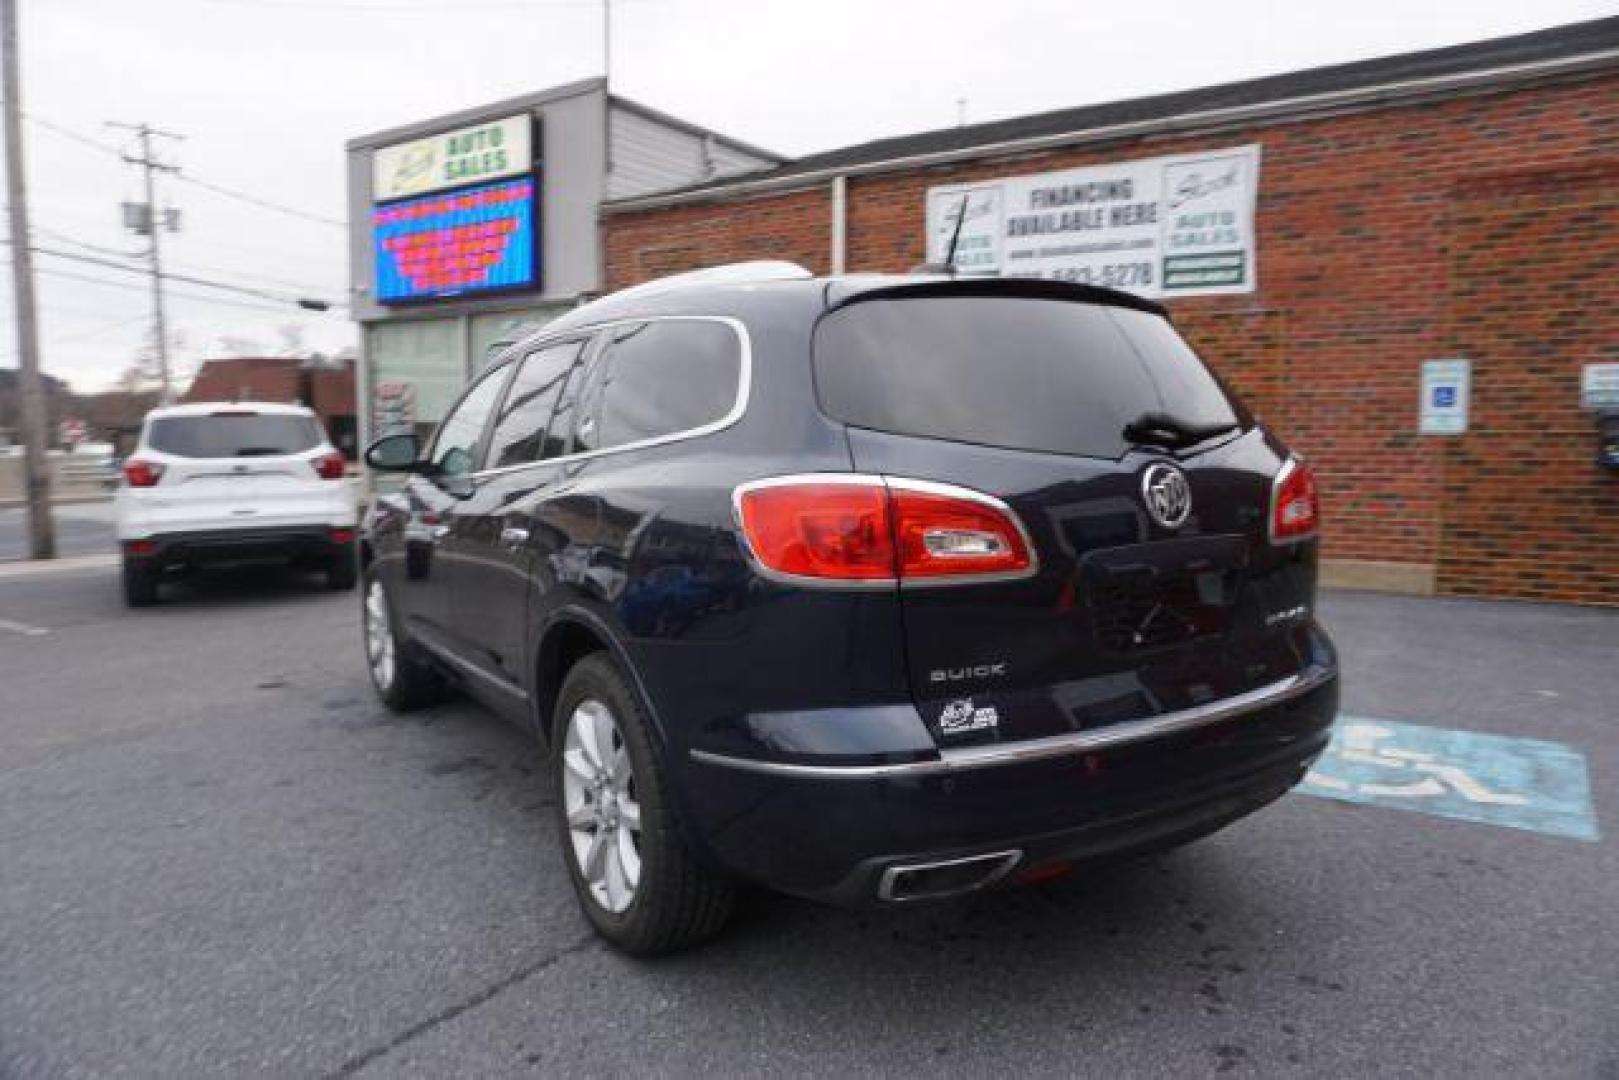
xmin=360 ymin=263 xmax=1338 ymax=955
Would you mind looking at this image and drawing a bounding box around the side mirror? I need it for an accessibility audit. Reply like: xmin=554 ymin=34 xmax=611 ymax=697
xmin=365 ymin=432 xmax=422 ymax=472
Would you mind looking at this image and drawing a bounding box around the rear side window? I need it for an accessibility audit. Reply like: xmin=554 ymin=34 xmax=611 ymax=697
xmin=578 ymin=320 xmax=742 ymax=453
xmin=147 ymin=413 xmax=321 ymax=458
xmin=486 ymin=340 xmax=587 ymax=468
xmin=814 ymin=297 xmax=1243 ymax=459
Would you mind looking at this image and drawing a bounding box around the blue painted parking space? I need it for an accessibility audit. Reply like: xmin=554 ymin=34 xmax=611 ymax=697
xmin=1298 ymin=716 xmax=1600 ymax=842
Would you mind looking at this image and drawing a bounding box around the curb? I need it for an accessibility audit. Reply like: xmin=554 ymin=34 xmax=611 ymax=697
xmin=0 ymin=553 xmax=119 ymax=578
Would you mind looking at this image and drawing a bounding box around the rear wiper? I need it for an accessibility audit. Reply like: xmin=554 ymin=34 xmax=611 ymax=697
xmin=234 ymin=447 xmax=282 ymax=457
xmin=1122 ymin=412 xmax=1239 ymax=451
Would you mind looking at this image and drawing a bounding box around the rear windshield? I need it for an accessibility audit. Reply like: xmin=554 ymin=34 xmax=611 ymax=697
xmin=814 ymin=297 xmax=1244 ymax=459
xmin=147 ymin=413 xmax=322 ymax=458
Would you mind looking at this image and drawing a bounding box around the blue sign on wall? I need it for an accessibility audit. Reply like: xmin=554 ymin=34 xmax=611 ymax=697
xmin=373 ymin=176 xmax=538 ymax=303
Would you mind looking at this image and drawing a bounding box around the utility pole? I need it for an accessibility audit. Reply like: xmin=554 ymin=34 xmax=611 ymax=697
xmin=109 ymin=120 xmax=182 ymax=403
xmin=2 ymin=0 xmax=55 ymax=558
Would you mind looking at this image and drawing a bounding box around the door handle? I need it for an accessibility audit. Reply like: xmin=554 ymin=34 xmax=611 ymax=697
xmin=500 ymin=526 xmax=531 ymax=546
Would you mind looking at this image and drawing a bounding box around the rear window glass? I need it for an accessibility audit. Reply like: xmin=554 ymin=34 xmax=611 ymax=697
xmin=147 ymin=413 xmax=322 ymax=458
xmin=814 ymin=297 xmax=1243 ymax=459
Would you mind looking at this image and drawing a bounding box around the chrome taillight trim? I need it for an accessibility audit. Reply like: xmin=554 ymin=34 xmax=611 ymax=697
xmin=729 ymin=473 xmax=1040 ymax=590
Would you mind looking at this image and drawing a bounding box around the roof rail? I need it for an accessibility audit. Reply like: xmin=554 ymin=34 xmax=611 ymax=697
xmin=607 ymin=260 xmax=812 ymax=304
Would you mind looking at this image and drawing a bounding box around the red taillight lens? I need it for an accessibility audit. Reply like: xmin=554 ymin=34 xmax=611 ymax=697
xmin=735 ymin=480 xmax=895 ymax=581
xmin=122 ymin=459 xmax=164 ymax=487
xmin=1270 ymin=457 xmax=1321 ymax=544
xmin=735 ymin=476 xmax=1035 ymax=584
xmin=329 ymin=527 xmax=356 ymax=544
xmin=312 ymin=451 xmax=347 ymax=480
xmin=890 ymin=482 xmax=1033 ymax=580
xmin=123 ymin=539 xmax=157 ymax=557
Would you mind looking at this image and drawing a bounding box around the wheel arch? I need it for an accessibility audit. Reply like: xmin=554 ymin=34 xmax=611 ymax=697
xmin=531 ymin=607 xmax=664 ymax=754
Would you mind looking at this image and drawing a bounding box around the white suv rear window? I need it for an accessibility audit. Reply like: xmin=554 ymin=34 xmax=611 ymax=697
xmin=148 ymin=414 xmax=321 ymax=458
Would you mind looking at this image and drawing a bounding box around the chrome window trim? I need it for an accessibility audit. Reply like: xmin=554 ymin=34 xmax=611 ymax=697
xmin=729 ymin=473 xmax=1041 ymax=590
xmin=463 ymin=315 xmax=753 ymax=482
xmin=688 ymin=666 xmax=1334 ymax=779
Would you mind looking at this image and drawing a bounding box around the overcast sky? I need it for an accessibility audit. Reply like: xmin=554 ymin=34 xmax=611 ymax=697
xmin=2 ymin=0 xmax=1612 ymax=393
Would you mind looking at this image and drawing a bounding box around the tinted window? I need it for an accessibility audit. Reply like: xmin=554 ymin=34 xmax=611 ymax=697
xmin=814 ymin=297 xmax=1242 ymax=459
xmin=486 ymin=341 xmax=586 ymax=468
xmin=148 ymin=413 xmax=321 ymax=458
xmin=430 ymin=365 xmax=509 ymax=477
xmin=587 ymin=320 xmax=741 ymax=452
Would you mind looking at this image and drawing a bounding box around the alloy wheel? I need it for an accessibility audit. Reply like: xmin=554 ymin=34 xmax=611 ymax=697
xmin=364 ymin=580 xmax=396 ymax=690
xmin=561 ymin=698 xmax=643 ymax=913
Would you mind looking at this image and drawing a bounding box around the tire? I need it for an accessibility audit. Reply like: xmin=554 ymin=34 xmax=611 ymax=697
xmin=553 ymin=653 xmax=735 ymax=956
xmin=362 ymin=570 xmax=446 ymax=711
xmin=326 ymin=543 xmax=358 ymax=591
xmin=122 ymin=555 xmax=159 ymax=607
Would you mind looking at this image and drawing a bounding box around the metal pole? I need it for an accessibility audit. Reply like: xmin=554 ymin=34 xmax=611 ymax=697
xmin=138 ymin=126 xmax=172 ymax=403
xmin=110 ymin=120 xmax=180 ymax=404
xmin=1 ymin=0 xmax=55 ymax=558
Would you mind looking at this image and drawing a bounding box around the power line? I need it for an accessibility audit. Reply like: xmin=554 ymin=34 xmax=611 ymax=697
xmin=19 ymin=109 xmax=345 ymax=230
xmin=172 ymin=171 xmax=345 ymax=229
xmin=4 ymin=237 xmax=342 ymax=308
xmin=29 ymin=265 xmax=309 ymax=314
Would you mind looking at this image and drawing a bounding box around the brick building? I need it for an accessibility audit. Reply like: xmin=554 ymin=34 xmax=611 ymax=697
xmin=602 ymin=18 xmax=1619 ymax=605
xmin=183 ymin=357 xmax=359 ymax=457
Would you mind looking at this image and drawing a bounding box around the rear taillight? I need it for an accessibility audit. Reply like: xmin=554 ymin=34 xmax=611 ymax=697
xmin=122 ymin=459 xmax=164 ymax=487
xmin=734 ymin=475 xmax=1035 ymax=585
xmin=889 ymin=480 xmax=1033 ymax=581
xmin=1270 ymin=457 xmax=1321 ymax=544
xmin=312 ymin=451 xmax=347 ymax=480
xmin=734 ymin=478 xmax=894 ymax=581
xmin=329 ymin=527 xmax=356 ymax=544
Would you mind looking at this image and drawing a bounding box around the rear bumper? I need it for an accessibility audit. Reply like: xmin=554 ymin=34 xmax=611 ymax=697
xmin=679 ymin=663 xmax=1338 ymax=905
xmin=123 ymin=526 xmax=354 ymax=568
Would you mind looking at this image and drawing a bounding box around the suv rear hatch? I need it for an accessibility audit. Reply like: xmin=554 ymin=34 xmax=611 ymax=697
xmin=813 ymin=281 xmax=1319 ymax=747
xmin=139 ymin=411 xmax=334 ymax=530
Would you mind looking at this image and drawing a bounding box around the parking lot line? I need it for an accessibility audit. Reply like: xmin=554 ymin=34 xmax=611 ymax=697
xmin=0 ymin=617 xmax=49 ymax=637
xmin=1299 ymin=715 xmax=1599 ymax=841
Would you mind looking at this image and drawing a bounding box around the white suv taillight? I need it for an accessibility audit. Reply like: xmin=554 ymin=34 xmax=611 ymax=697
xmin=312 ymin=451 xmax=347 ymax=480
xmin=122 ymin=458 xmax=165 ymax=488
xmin=1270 ymin=457 xmax=1321 ymax=544
xmin=733 ymin=475 xmax=1035 ymax=585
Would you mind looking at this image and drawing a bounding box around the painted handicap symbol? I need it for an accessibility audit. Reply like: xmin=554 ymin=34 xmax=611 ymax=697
xmin=1306 ymin=722 xmax=1527 ymax=805
xmin=1298 ymin=717 xmax=1599 ymax=841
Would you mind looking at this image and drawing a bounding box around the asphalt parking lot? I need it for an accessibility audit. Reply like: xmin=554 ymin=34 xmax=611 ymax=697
xmin=1 ymin=563 xmax=1613 ymax=1077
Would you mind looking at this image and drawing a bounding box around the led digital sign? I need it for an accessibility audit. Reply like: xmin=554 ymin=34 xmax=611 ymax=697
xmin=373 ymin=176 xmax=538 ymax=303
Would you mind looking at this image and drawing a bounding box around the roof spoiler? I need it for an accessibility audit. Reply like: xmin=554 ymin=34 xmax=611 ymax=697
xmin=824 ymin=275 xmax=1168 ymax=317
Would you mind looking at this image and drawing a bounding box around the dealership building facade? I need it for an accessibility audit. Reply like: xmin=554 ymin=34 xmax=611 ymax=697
xmin=601 ymin=19 xmax=1619 ymax=605
xmin=345 ymin=78 xmax=779 ymax=446
xmin=349 ymin=20 xmax=1618 ymax=604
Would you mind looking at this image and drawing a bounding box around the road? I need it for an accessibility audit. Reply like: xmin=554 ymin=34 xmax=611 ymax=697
xmin=0 ymin=501 xmax=117 ymax=561
xmin=0 ymin=565 xmax=1614 ymax=1077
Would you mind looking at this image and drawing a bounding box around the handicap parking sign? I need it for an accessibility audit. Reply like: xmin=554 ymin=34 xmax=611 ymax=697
xmin=1299 ymin=717 xmax=1598 ymax=841
xmin=1432 ymin=386 xmax=1456 ymax=408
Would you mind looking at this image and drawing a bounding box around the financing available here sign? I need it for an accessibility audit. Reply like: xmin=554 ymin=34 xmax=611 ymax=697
xmin=925 ymin=145 xmax=1261 ymax=298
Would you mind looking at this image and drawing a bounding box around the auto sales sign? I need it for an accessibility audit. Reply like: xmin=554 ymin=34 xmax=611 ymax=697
xmin=373 ymin=115 xmax=533 ymax=202
xmin=925 ymin=144 xmax=1260 ymax=298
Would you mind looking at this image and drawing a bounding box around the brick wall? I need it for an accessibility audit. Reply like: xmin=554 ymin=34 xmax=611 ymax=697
xmin=604 ymin=74 xmax=1619 ymax=604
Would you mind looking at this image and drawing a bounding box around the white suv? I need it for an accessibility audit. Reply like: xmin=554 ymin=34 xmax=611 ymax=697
xmin=114 ymin=402 xmax=359 ymax=606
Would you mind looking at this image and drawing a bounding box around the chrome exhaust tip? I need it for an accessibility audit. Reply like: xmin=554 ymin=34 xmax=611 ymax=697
xmin=876 ymin=850 xmax=1022 ymax=903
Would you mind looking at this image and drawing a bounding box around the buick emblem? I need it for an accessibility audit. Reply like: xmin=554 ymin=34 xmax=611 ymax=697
xmin=1141 ymin=462 xmax=1192 ymax=529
